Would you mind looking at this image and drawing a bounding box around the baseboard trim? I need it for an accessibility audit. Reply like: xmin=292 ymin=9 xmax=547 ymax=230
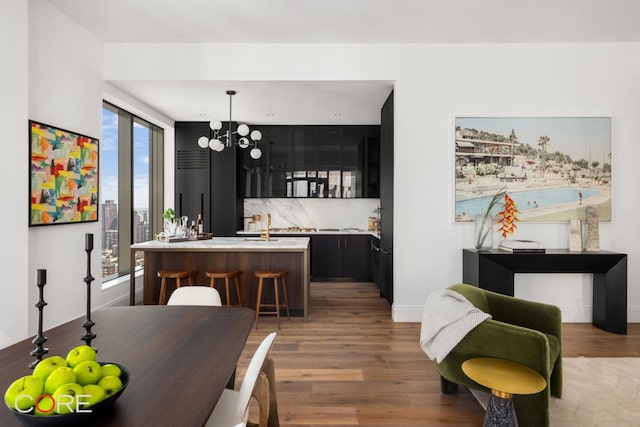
xmin=392 ymin=304 xmax=640 ymax=323
xmin=96 ymin=287 xmax=143 ymax=309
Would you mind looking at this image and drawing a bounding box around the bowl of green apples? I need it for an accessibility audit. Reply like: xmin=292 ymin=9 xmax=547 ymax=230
xmin=4 ymin=345 xmax=129 ymax=426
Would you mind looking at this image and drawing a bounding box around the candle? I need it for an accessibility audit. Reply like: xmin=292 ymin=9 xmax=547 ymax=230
xmin=85 ymin=233 xmax=94 ymax=251
xmin=37 ymin=269 xmax=46 ymax=285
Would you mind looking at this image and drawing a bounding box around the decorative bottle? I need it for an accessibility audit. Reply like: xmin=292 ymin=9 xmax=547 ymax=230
xmin=197 ymin=214 xmax=204 ymax=234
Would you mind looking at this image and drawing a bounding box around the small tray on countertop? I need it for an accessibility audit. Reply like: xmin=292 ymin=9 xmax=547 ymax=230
xmin=159 ymin=233 xmax=213 ymax=242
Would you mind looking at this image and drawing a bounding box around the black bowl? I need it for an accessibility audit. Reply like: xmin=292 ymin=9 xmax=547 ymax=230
xmin=6 ymin=362 xmax=130 ymax=426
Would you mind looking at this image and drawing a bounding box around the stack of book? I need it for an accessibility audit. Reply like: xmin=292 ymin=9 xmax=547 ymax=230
xmin=498 ymin=239 xmax=546 ymax=253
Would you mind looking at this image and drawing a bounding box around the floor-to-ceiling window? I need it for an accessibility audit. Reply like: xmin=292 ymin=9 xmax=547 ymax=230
xmin=133 ymin=119 xmax=151 ymax=245
xmin=101 ymin=104 xmax=119 ymax=279
xmin=101 ymin=102 xmax=164 ymax=283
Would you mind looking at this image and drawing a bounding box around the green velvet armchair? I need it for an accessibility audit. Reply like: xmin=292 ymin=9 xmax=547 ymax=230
xmin=435 ymin=283 xmax=562 ymax=427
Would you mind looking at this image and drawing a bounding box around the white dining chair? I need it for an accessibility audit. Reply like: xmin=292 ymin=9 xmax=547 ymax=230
xmin=167 ymin=286 xmax=223 ymax=306
xmin=205 ymin=332 xmax=277 ymax=427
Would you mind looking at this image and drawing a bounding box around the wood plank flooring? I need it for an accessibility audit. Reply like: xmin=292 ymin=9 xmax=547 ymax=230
xmin=238 ymin=282 xmax=640 ymax=426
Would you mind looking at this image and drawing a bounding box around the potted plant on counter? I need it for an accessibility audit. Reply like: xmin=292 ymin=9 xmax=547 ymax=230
xmin=163 ymin=208 xmax=177 ymax=235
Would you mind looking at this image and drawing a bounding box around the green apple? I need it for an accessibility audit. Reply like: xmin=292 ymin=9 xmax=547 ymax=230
xmin=52 ymin=382 xmax=83 ymax=415
xmin=66 ymin=345 xmax=97 ymax=368
xmin=33 ymin=393 xmax=56 ymax=416
xmin=97 ymin=375 xmax=122 ymax=396
xmin=32 ymin=356 xmax=67 ymax=381
xmin=73 ymin=360 xmax=102 ymax=386
xmin=4 ymin=375 xmax=44 ymax=411
xmin=100 ymin=363 xmax=121 ymax=378
xmin=44 ymin=367 xmax=76 ymax=395
xmin=81 ymin=384 xmax=107 ymax=408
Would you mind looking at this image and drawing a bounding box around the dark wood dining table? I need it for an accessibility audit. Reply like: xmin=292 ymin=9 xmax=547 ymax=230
xmin=0 ymin=305 xmax=255 ymax=426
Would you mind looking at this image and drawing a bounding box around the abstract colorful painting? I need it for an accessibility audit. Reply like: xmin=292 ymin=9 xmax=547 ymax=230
xmin=30 ymin=120 xmax=99 ymax=226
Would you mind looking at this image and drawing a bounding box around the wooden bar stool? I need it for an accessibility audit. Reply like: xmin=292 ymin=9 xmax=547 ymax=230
xmin=157 ymin=270 xmax=195 ymax=305
xmin=206 ymin=270 xmax=242 ymax=306
xmin=253 ymin=270 xmax=290 ymax=330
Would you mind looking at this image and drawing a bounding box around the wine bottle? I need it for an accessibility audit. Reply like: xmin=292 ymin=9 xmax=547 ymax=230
xmin=197 ymin=214 xmax=204 ymax=234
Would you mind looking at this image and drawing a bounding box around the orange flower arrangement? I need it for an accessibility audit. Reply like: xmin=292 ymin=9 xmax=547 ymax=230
xmin=496 ymin=194 xmax=520 ymax=238
xmin=475 ymin=187 xmax=521 ymax=249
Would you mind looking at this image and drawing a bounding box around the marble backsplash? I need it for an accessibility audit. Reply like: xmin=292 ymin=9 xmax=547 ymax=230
xmin=244 ymin=198 xmax=380 ymax=230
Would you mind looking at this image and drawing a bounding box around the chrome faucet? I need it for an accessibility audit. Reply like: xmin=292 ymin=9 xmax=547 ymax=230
xmin=260 ymin=213 xmax=272 ymax=241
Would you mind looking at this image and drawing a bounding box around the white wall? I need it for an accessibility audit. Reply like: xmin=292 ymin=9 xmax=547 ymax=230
xmin=105 ymin=42 xmax=640 ymax=323
xmin=26 ymin=0 xmax=106 ymax=337
xmin=0 ymin=0 xmax=29 ymax=348
xmin=391 ymin=44 xmax=640 ymax=322
xmin=0 ymin=2 xmax=183 ymax=350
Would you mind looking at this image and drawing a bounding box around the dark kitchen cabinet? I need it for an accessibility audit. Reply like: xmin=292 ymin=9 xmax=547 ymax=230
xmin=365 ymin=133 xmax=380 ymax=198
xmin=311 ymin=236 xmax=343 ymax=278
xmin=242 ymin=125 xmax=379 ymax=199
xmin=378 ymin=90 xmax=394 ymax=303
xmin=341 ymin=127 xmax=365 ymax=199
xmin=175 ymin=122 xmax=211 ymax=230
xmin=242 ymin=126 xmax=292 ymax=198
xmin=370 ymin=237 xmax=380 ymax=287
xmin=380 ymin=91 xmax=394 ymax=250
xmin=343 ymin=235 xmax=371 ymax=278
xmin=211 ymin=138 xmax=243 ymax=236
xmin=311 ymin=235 xmax=371 ymax=281
xmin=379 ymin=244 xmax=393 ymax=303
xmin=266 ymin=127 xmax=292 ymax=198
xmin=317 ymin=127 xmax=342 ymax=169
xmin=175 ymin=122 xmax=243 ymax=236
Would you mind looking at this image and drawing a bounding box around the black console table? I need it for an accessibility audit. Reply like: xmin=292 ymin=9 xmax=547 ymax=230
xmin=462 ymin=249 xmax=628 ymax=334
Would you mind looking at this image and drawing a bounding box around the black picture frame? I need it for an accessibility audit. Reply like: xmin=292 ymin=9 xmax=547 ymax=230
xmin=29 ymin=120 xmax=99 ymax=226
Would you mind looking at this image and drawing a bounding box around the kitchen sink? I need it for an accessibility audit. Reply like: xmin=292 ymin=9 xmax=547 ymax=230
xmin=243 ymin=238 xmax=278 ymax=242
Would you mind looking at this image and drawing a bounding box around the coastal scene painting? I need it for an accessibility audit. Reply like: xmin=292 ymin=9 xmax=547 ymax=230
xmin=455 ymin=117 xmax=611 ymax=222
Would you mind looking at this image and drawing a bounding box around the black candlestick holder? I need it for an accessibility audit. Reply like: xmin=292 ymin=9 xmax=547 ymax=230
xmin=81 ymin=233 xmax=97 ymax=349
xmin=29 ymin=269 xmax=49 ymax=369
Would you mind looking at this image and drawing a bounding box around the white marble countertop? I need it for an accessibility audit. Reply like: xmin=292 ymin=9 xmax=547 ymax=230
xmin=131 ymin=236 xmax=310 ymax=251
xmin=237 ymin=229 xmax=380 ymax=238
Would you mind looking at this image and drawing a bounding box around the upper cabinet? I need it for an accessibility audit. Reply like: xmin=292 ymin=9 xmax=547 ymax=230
xmin=254 ymin=126 xmax=292 ymax=198
xmin=242 ymin=125 xmax=380 ymax=198
xmin=379 ymin=91 xmax=394 ymax=250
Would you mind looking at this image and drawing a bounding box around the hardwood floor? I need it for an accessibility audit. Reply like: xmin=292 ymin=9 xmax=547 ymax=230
xmin=238 ymin=282 xmax=640 ymax=426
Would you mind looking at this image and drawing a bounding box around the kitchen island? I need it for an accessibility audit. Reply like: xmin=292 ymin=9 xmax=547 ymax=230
xmin=130 ymin=237 xmax=310 ymax=319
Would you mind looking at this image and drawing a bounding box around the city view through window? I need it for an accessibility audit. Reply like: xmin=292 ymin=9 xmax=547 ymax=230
xmin=101 ymin=106 xmax=153 ymax=281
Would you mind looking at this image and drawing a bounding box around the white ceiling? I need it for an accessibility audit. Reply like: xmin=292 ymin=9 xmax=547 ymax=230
xmin=48 ymin=0 xmax=640 ymax=124
xmin=110 ymin=80 xmax=395 ymax=125
xmin=47 ymin=0 xmax=640 ymax=44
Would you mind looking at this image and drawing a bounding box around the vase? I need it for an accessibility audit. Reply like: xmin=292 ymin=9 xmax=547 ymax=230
xmin=163 ymin=218 xmax=177 ymax=235
xmin=474 ymin=215 xmax=493 ymax=250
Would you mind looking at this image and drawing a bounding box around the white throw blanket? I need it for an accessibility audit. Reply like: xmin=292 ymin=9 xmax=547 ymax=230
xmin=420 ymin=289 xmax=491 ymax=363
